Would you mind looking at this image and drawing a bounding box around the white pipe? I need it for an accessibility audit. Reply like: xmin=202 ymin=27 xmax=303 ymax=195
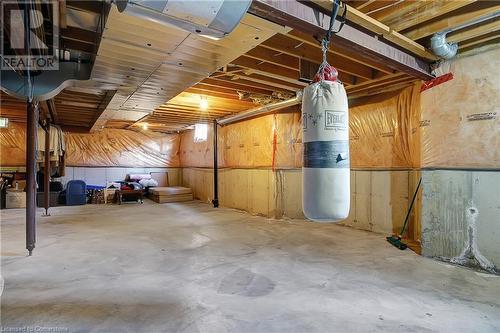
xmin=443 ymin=10 xmax=500 ymax=34
xmin=217 ymin=92 xmax=303 ymax=125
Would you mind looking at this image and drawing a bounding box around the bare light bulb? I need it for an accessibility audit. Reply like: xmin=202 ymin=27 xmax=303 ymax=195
xmin=199 ymin=97 xmax=209 ymax=110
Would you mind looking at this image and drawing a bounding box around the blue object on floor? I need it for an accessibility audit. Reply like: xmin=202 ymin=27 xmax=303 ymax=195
xmin=66 ymin=180 xmax=87 ymax=206
xmin=86 ymin=185 xmax=105 ymax=191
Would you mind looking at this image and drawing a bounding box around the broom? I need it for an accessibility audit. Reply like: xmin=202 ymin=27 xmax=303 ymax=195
xmin=386 ymin=177 xmax=422 ymax=250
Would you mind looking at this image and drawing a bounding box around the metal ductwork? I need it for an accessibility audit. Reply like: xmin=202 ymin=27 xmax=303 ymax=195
xmin=430 ymin=10 xmax=500 ymax=60
xmin=115 ymin=0 xmax=251 ymax=40
xmin=217 ymin=92 xmax=302 ymax=126
xmin=430 ymin=32 xmax=458 ymax=60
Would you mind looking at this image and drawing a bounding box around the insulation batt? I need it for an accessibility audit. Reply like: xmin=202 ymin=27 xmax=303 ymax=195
xmin=302 ymin=81 xmax=350 ymax=222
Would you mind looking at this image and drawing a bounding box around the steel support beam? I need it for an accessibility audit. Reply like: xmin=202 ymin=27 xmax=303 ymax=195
xmin=26 ymin=101 xmax=38 ymax=256
xmin=212 ymin=119 xmax=219 ymax=208
xmin=248 ymin=0 xmax=434 ymax=81
xmin=43 ymin=122 xmax=51 ymax=216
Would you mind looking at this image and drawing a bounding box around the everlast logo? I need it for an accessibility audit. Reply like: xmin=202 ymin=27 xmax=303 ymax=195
xmin=325 ymin=110 xmax=346 ymax=130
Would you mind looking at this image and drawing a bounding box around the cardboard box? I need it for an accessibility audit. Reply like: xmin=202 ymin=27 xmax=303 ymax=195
xmin=13 ymin=180 xmax=26 ymax=190
xmin=6 ymin=190 xmax=26 ymax=209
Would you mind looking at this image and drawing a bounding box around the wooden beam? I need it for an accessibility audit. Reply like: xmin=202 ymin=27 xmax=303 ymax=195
xmin=201 ymin=77 xmax=275 ymax=95
xmin=357 ymin=0 xmax=400 ymax=14
xmin=286 ymin=30 xmax=395 ymax=74
xmin=236 ymin=72 xmax=306 ymax=90
xmin=261 ymin=33 xmax=377 ymax=79
xmin=388 ymin=1 xmax=477 ymax=32
xmin=231 ymin=55 xmax=299 ymax=80
xmin=193 ymin=83 xmax=246 ymax=96
xmin=59 ymin=0 xmax=67 ymax=29
xmin=66 ymin=0 xmax=103 ymax=14
xmin=60 ymin=125 xmax=91 ymax=133
xmin=61 ymin=26 xmax=97 ymax=44
xmin=345 ymin=72 xmax=408 ymax=93
xmin=249 ymin=0 xmax=434 ymax=80
xmin=357 ymin=0 xmax=378 ymax=11
xmin=448 ymin=19 xmax=500 ymax=43
xmin=184 ymin=88 xmax=242 ymax=100
xmin=60 ymin=39 xmax=96 ymax=53
xmin=460 ymin=34 xmax=500 ymax=49
xmin=156 ymin=106 xmax=233 ymax=116
xmin=404 ymin=4 xmax=500 ymax=40
xmin=311 ymin=0 xmax=437 ymax=60
xmin=209 ymin=76 xmax=294 ymax=93
xmin=349 ymin=80 xmax=417 ymax=99
xmin=245 ymin=46 xmax=299 ymax=70
xmin=46 ymin=99 xmax=59 ymax=124
xmin=371 ymin=1 xmax=422 ymax=22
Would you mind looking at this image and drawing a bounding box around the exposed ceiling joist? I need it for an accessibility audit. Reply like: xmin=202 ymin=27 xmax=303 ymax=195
xmin=448 ymin=19 xmax=500 ymax=43
xmin=460 ymin=34 xmax=500 ymax=49
xmin=249 ymin=0 xmax=434 ymax=80
xmin=231 ymin=55 xmax=299 ymax=81
xmin=311 ymin=0 xmax=437 ymax=60
xmin=388 ymin=0 xmax=477 ymax=32
xmin=46 ymin=99 xmax=59 ymax=124
xmin=201 ymin=77 xmax=274 ymax=95
xmin=356 ymin=0 xmax=378 ymax=11
xmin=285 ymin=30 xmax=394 ymax=75
xmin=245 ymin=46 xmax=299 ymax=71
xmin=66 ymin=0 xmax=103 ymax=14
xmin=403 ymin=4 xmax=500 ymax=40
xmin=259 ymin=34 xmax=376 ymax=80
xmin=370 ymin=0 xmax=423 ymax=22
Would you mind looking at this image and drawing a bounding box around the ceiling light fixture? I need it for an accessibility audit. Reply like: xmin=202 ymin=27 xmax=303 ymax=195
xmin=199 ymin=97 xmax=209 ymax=111
xmin=141 ymin=123 xmax=149 ymax=130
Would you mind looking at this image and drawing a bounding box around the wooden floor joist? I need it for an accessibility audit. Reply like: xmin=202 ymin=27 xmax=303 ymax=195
xmin=249 ymin=0 xmax=434 ymax=81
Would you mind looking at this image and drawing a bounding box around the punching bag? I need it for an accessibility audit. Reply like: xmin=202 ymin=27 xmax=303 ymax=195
xmin=302 ymin=76 xmax=350 ymax=222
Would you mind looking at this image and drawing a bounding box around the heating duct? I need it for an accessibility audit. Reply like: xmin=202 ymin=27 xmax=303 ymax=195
xmin=115 ymin=0 xmax=251 ymax=39
xmin=217 ymin=92 xmax=303 ymax=125
xmin=431 ymin=10 xmax=500 ymax=59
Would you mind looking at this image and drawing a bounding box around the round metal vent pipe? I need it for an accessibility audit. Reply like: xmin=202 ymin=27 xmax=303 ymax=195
xmin=430 ymin=10 xmax=500 ymax=59
xmin=430 ymin=32 xmax=458 ymax=60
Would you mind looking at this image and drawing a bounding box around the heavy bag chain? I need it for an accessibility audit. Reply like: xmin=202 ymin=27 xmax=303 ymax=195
xmin=316 ymin=0 xmax=347 ymax=83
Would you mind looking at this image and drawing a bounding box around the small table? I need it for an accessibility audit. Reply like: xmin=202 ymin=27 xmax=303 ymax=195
xmin=116 ymin=189 xmax=144 ymax=205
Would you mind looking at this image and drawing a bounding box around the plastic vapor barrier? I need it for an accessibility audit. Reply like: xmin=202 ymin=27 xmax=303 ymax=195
xmin=0 ymin=124 xmax=180 ymax=168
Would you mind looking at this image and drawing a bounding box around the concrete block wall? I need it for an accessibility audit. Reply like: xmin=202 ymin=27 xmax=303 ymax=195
xmin=181 ymin=167 xmax=416 ymax=235
xmin=421 ymin=170 xmax=500 ymax=272
xmin=57 ymin=167 xmax=182 ymax=187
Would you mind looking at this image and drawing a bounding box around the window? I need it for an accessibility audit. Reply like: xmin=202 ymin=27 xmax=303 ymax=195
xmin=0 ymin=117 xmax=8 ymax=128
xmin=194 ymin=123 xmax=208 ymax=142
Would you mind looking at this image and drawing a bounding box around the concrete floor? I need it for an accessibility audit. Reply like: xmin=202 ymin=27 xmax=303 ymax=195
xmin=1 ymin=200 xmax=499 ymax=333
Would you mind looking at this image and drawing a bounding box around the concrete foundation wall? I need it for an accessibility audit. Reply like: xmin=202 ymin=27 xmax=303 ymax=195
xmin=181 ymin=167 xmax=418 ymax=235
xmin=58 ymin=167 xmax=182 ymax=187
xmin=421 ymin=170 xmax=500 ymax=272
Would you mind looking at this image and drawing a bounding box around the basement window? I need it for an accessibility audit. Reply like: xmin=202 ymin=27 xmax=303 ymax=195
xmin=0 ymin=117 xmax=8 ymax=128
xmin=194 ymin=123 xmax=208 ymax=142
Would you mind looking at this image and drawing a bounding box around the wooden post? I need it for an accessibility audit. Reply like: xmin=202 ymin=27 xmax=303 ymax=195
xmin=43 ymin=122 xmax=51 ymax=216
xmin=26 ymin=101 xmax=39 ymax=256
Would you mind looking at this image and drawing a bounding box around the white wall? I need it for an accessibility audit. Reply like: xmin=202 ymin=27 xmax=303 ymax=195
xmin=57 ymin=167 xmax=182 ymax=187
xmin=181 ymin=167 xmax=416 ymax=235
xmin=421 ymin=170 xmax=500 ymax=273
